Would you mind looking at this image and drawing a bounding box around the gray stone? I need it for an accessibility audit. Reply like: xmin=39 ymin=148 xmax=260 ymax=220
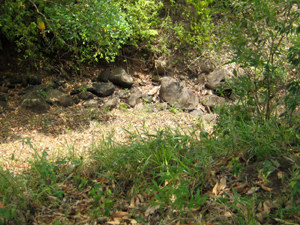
xmin=102 ymin=97 xmax=119 ymax=110
xmin=20 ymin=92 xmax=50 ymax=114
xmin=206 ymin=68 xmax=230 ymax=90
xmin=201 ymin=114 xmax=218 ymax=126
xmin=27 ymin=76 xmax=42 ymax=85
xmin=127 ymin=92 xmax=142 ymax=107
xmin=0 ymin=101 xmax=7 ymax=107
xmin=190 ymin=110 xmax=204 ymax=116
xmin=47 ymin=89 xmax=74 ymax=107
xmin=117 ymin=90 xmax=130 ymax=99
xmin=9 ymin=74 xmax=23 ymax=84
xmin=78 ymin=91 xmax=94 ymax=100
xmin=92 ymin=83 xmax=115 ymax=97
xmin=199 ymin=58 xmax=215 ymax=74
xmin=0 ymin=94 xmax=7 ymax=102
xmin=155 ymin=58 xmax=171 ymax=75
xmin=95 ymin=69 xmax=110 ymax=82
xmin=134 ymin=102 xmax=144 ymax=111
xmin=160 ymin=77 xmax=199 ymax=109
xmin=197 ymin=73 xmax=206 ymax=84
xmin=177 ymin=87 xmax=199 ymax=109
xmin=108 ymin=67 xmax=134 ymax=88
xmin=201 ymin=95 xmax=226 ymax=107
xmin=159 ymin=77 xmax=182 ymax=105
xmin=72 ymin=95 xmax=80 ymax=104
xmin=83 ymin=99 xmax=99 ymax=108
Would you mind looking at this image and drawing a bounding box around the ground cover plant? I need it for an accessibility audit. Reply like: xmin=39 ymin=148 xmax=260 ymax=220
xmin=0 ymin=116 xmax=300 ymax=224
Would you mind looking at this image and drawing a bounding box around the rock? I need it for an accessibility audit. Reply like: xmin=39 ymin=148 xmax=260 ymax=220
xmin=117 ymin=90 xmax=130 ymax=99
xmin=159 ymin=77 xmax=182 ymax=105
xmin=108 ymin=67 xmax=134 ymax=88
xmin=94 ymin=69 xmax=110 ymax=82
xmin=47 ymin=89 xmax=74 ymax=107
xmin=197 ymin=73 xmax=206 ymax=84
xmin=0 ymin=94 xmax=7 ymax=102
xmin=53 ymin=78 xmax=66 ymax=87
xmin=27 ymin=76 xmax=42 ymax=85
xmin=159 ymin=77 xmax=199 ymax=109
xmin=155 ymin=57 xmax=170 ymax=75
xmin=127 ymin=91 xmax=142 ymax=107
xmin=20 ymin=91 xmax=50 ymax=114
xmin=201 ymin=95 xmax=226 ymax=107
xmin=145 ymin=102 xmax=168 ymax=112
xmin=142 ymin=94 xmax=152 ymax=103
xmin=0 ymin=101 xmax=7 ymax=107
xmin=177 ymin=87 xmax=199 ymax=109
xmin=156 ymin=102 xmax=168 ymax=111
xmin=102 ymin=97 xmax=119 ymax=110
xmin=152 ymin=75 xmax=162 ymax=83
xmin=8 ymin=74 xmax=23 ymax=85
xmin=83 ymin=99 xmax=99 ymax=108
xmin=0 ymin=86 xmax=8 ymax=93
xmin=148 ymin=86 xmax=160 ymax=96
xmin=134 ymin=102 xmax=144 ymax=111
xmin=199 ymin=58 xmax=215 ymax=74
xmin=201 ymin=114 xmax=218 ymax=127
xmin=190 ymin=109 xmax=205 ymax=116
xmin=179 ymin=75 xmax=186 ymax=80
xmin=92 ymin=83 xmax=115 ymax=97
xmin=78 ymin=91 xmax=94 ymax=100
xmin=206 ymin=68 xmax=230 ymax=90
xmin=0 ymin=94 xmax=8 ymax=107
xmin=72 ymin=95 xmax=80 ymax=104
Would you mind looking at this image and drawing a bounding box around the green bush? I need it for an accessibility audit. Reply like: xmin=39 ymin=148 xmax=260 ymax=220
xmin=0 ymin=0 xmax=132 ymax=64
xmin=0 ymin=0 xmax=215 ymax=66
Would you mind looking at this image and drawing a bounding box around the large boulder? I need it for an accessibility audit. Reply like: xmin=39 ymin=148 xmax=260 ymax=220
xmin=108 ymin=67 xmax=134 ymax=88
xmin=92 ymin=83 xmax=115 ymax=97
xmin=159 ymin=77 xmax=182 ymax=105
xmin=47 ymin=89 xmax=74 ymax=107
xmin=20 ymin=91 xmax=50 ymax=114
xmin=199 ymin=58 xmax=216 ymax=74
xmin=206 ymin=68 xmax=231 ymax=90
xmin=94 ymin=69 xmax=110 ymax=82
xmin=159 ymin=77 xmax=199 ymax=109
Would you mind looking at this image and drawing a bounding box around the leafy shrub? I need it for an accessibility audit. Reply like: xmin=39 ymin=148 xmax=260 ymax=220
xmin=219 ymin=0 xmax=300 ymax=120
xmin=0 ymin=0 xmax=132 ymax=64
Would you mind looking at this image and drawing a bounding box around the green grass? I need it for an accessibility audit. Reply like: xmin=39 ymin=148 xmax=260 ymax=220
xmin=0 ymin=112 xmax=300 ymax=224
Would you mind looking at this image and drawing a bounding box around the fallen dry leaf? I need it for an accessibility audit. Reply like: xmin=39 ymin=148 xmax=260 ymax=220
xmin=234 ymin=183 xmax=247 ymax=193
xmin=145 ymin=204 xmax=160 ymax=217
xmin=111 ymin=211 xmax=129 ymax=219
xmin=260 ymin=184 xmax=273 ymax=192
xmin=219 ymin=177 xmax=227 ymax=191
xmin=212 ymin=177 xmax=227 ymax=196
xmin=277 ymin=171 xmax=283 ymax=179
xmin=212 ymin=181 xmax=219 ymax=196
xmin=246 ymin=186 xmax=260 ymax=195
xmin=224 ymin=211 xmax=233 ymax=217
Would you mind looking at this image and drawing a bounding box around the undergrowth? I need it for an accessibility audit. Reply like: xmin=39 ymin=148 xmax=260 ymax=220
xmin=0 ymin=110 xmax=300 ymax=224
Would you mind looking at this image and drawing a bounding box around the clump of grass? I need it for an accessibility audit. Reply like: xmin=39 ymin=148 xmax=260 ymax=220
xmin=0 ymin=114 xmax=300 ymax=224
xmin=89 ymin=127 xmax=216 ymax=211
